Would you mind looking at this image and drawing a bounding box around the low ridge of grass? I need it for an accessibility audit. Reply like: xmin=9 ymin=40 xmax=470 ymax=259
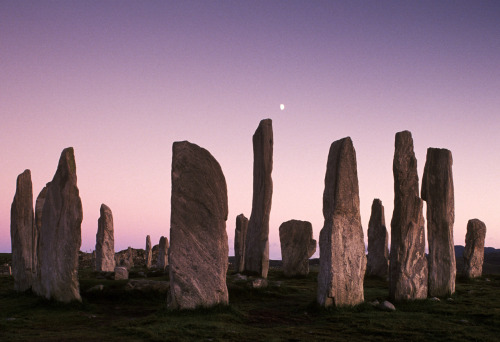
xmin=1 ymin=261 xmax=499 ymax=341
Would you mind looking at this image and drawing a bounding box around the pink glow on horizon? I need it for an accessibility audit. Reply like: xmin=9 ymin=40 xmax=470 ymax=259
xmin=1 ymin=1 xmax=499 ymax=258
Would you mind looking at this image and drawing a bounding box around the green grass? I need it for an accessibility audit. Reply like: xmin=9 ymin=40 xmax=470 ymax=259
xmin=1 ymin=262 xmax=499 ymax=341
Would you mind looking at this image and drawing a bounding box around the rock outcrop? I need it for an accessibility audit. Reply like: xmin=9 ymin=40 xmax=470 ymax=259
xmin=389 ymin=131 xmax=428 ymax=301
xmin=317 ymin=137 xmax=366 ymax=307
xmin=234 ymin=214 xmax=248 ymax=273
xmin=463 ymin=219 xmax=487 ymax=278
xmin=145 ymin=235 xmax=152 ymax=269
xmin=10 ymin=170 xmax=35 ymax=292
xmin=366 ymin=199 xmax=389 ymax=278
xmin=95 ymin=204 xmax=115 ymax=272
xmin=34 ymin=147 xmax=83 ymax=302
xmin=422 ymin=148 xmax=455 ymax=297
xmin=279 ymin=220 xmax=316 ymax=277
xmin=244 ymin=119 xmax=273 ymax=278
xmin=168 ymin=141 xmax=229 ymax=310
xmin=157 ymin=236 xmax=169 ymax=271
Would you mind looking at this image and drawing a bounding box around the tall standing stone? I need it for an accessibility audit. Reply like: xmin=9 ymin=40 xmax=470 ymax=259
xmin=10 ymin=170 xmax=35 ymax=292
xmin=244 ymin=119 xmax=273 ymax=278
xmin=34 ymin=147 xmax=83 ymax=302
xmin=279 ymin=220 xmax=316 ymax=277
xmin=157 ymin=236 xmax=169 ymax=271
xmin=145 ymin=235 xmax=152 ymax=269
xmin=389 ymin=131 xmax=428 ymax=301
xmin=168 ymin=141 xmax=229 ymax=310
xmin=422 ymin=148 xmax=455 ymax=297
xmin=463 ymin=219 xmax=487 ymax=279
xmin=234 ymin=214 xmax=248 ymax=273
xmin=366 ymin=199 xmax=389 ymax=278
xmin=95 ymin=204 xmax=115 ymax=272
xmin=317 ymin=137 xmax=366 ymax=307
xmin=34 ymin=185 xmax=48 ymax=280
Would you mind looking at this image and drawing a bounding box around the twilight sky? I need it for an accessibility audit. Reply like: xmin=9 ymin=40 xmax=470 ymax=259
xmin=1 ymin=1 xmax=499 ymax=258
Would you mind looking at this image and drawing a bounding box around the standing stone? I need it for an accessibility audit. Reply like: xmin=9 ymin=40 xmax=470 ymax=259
xmin=244 ymin=119 xmax=273 ymax=278
xmin=168 ymin=141 xmax=229 ymax=309
xmin=234 ymin=214 xmax=248 ymax=273
xmin=95 ymin=204 xmax=115 ymax=272
xmin=389 ymin=131 xmax=428 ymax=301
xmin=34 ymin=147 xmax=83 ymax=302
xmin=114 ymin=266 xmax=128 ymax=280
xmin=463 ymin=219 xmax=487 ymax=279
xmin=317 ymin=137 xmax=366 ymax=307
xmin=422 ymin=148 xmax=455 ymax=297
xmin=279 ymin=220 xmax=316 ymax=277
xmin=366 ymin=199 xmax=389 ymax=278
xmin=33 ymin=185 xmax=48 ymax=284
xmin=157 ymin=236 xmax=169 ymax=271
xmin=145 ymin=235 xmax=152 ymax=269
xmin=10 ymin=170 xmax=35 ymax=292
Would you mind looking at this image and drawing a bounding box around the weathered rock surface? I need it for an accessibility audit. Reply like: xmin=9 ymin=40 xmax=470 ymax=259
xmin=156 ymin=236 xmax=169 ymax=271
xmin=114 ymin=266 xmax=129 ymax=280
xmin=234 ymin=214 xmax=248 ymax=273
xmin=95 ymin=204 xmax=115 ymax=272
xmin=366 ymin=199 xmax=389 ymax=278
xmin=244 ymin=119 xmax=273 ymax=278
xmin=34 ymin=148 xmax=83 ymax=302
xmin=389 ymin=131 xmax=428 ymax=301
xmin=463 ymin=219 xmax=487 ymax=278
xmin=10 ymin=170 xmax=35 ymax=292
xmin=279 ymin=220 xmax=316 ymax=277
xmin=317 ymin=137 xmax=366 ymax=307
xmin=168 ymin=141 xmax=229 ymax=310
xmin=34 ymin=185 xmax=48 ymax=279
xmin=422 ymin=148 xmax=456 ymax=297
xmin=145 ymin=235 xmax=152 ymax=269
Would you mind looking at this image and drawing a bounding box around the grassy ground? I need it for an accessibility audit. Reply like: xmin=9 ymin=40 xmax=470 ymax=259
xmin=0 ymin=263 xmax=499 ymax=341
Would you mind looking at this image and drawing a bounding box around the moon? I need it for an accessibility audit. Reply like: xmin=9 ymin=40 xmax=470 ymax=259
xmin=280 ymin=104 xmax=285 ymax=111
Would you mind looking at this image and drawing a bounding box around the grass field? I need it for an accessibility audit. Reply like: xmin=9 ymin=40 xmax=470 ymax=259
xmin=0 ymin=256 xmax=499 ymax=341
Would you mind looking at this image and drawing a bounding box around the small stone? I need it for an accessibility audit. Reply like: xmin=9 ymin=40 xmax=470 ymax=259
xmin=87 ymin=285 xmax=104 ymax=293
xmin=446 ymin=298 xmax=454 ymax=302
xmin=233 ymin=273 xmax=248 ymax=281
xmin=369 ymin=300 xmax=380 ymax=307
xmin=430 ymin=297 xmax=440 ymax=302
xmin=485 ymin=278 xmax=491 ymax=282
xmin=249 ymin=278 xmax=268 ymax=289
xmin=114 ymin=267 xmax=129 ymax=280
xmin=377 ymin=300 xmax=396 ymax=311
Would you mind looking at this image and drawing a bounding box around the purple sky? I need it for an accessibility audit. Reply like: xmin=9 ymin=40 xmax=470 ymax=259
xmin=1 ymin=1 xmax=499 ymax=258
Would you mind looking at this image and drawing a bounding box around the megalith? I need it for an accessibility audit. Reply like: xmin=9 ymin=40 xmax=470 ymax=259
xmin=145 ymin=235 xmax=152 ymax=269
xmin=10 ymin=169 xmax=35 ymax=292
xmin=33 ymin=185 xmax=48 ymax=283
xmin=95 ymin=204 xmax=115 ymax=272
xmin=422 ymin=148 xmax=455 ymax=297
xmin=168 ymin=141 xmax=229 ymax=310
xmin=234 ymin=214 xmax=248 ymax=273
xmin=366 ymin=199 xmax=389 ymax=279
xmin=463 ymin=219 xmax=487 ymax=279
xmin=244 ymin=119 xmax=273 ymax=278
xmin=279 ymin=220 xmax=316 ymax=277
xmin=317 ymin=137 xmax=366 ymax=307
xmin=157 ymin=236 xmax=169 ymax=271
xmin=389 ymin=131 xmax=428 ymax=301
xmin=34 ymin=147 xmax=83 ymax=302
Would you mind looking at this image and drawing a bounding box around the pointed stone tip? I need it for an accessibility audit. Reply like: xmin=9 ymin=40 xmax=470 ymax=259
xmin=100 ymin=203 xmax=111 ymax=213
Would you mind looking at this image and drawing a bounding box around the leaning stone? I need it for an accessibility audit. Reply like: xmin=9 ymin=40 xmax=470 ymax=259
xmin=422 ymin=148 xmax=456 ymax=297
xmin=463 ymin=219 xmax=487 ymax=278
xmin=114 ymin=267 xmax=128 ymax=280
xmin=168 ymin=141 xmax=229 ymax=310
xmin=366 ymin=199 xmax=389 ymax=278
xmin=95 ymin=204 xmax=115 ymax=272
xmin=244 ymin=119 xmax=273 ymax=278
xmin=234 ymin=214 xmax=248 ymax=273
xmin=279 ymin=220 xmax=316 ymax=277
xmin=317 ymin=137 xmax=366 ymax=307
xmin=156 ymin=236 xmax=169 ymax=271
xmin=145 ymin=235 xmax=152 ymax=269
xmin=389 ymin=131 xmax=428 ymax=301
xmin=34 ymin=148 xmax=83 ymax=302
xmin=10 ymin=170 xmax=35 ymax=292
